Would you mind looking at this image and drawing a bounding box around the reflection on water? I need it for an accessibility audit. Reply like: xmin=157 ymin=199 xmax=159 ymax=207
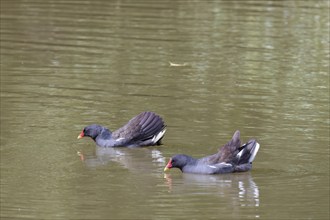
xmin=164 ymin=172 xmax=260 ymax=209
xmin=82 ymin=146 xmax=166 ymax=171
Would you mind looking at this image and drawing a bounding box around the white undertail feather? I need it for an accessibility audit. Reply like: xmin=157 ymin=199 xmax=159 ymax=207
xmin=236 ymin=149 xmax=244 ymax=159
xmin=236 ymin=142 xmax=260 ymax=163
xmin=248 ymin=142 xmax=260 ymax=163
xmin=151 ymin=129 xmax=166 ymax=143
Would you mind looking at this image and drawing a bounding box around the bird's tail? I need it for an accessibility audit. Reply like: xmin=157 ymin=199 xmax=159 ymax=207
xmin=237 ymin=139 xmax=260 ymax=164
xmin=234 ymin=139 xmax=260 ymax=172
xmin=138 ymin=111 xmax=166 ymax=145
xmin=151 ymin=128 xmax=166 ymax=145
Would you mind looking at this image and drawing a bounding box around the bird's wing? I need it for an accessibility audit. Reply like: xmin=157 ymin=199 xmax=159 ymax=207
xmin=199 ymin=130 xmax=242 ymax=164
xmin=111 ymin=112 xmax=165 ymax=145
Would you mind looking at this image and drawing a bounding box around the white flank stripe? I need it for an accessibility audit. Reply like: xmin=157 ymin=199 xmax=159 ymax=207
xmin=219 ymin=162 xmax=232 ymax=167
xmin=115 ymin=137 xmax=125 ymax=142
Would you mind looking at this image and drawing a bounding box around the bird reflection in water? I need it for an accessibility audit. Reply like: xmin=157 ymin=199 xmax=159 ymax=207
xmin=78 ymin=146 xmax=166 ymax=172
xmin=164 ymin=172 xmax=260 ymax=208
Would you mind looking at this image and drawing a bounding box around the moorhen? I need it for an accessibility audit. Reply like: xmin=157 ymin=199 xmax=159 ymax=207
xmin=78 ymin=111 xmax=166 ymax=147
xmin=164 ymin=130 xmax=260 ymax=174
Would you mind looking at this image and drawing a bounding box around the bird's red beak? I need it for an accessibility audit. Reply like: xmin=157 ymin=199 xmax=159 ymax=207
xmin=77 ymin=131 xmax=84 ymax=139
xmin=164 ymin=158 xmax=172 ymax=172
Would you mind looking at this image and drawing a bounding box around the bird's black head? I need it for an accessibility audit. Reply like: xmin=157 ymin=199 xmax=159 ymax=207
xmin=77 ymin=124 xmax=103 ymax=140
xmin=164 ymin=154 xmax=195 ymax=171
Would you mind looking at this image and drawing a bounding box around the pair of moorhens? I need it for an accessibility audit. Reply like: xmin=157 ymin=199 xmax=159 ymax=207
xmin=78 ymin=111 xmax=260 ymax=174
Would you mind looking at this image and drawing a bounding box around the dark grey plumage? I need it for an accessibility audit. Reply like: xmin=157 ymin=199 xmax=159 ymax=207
xmin=78 ymin=112 xmax=166 ymax=147
xmin=164 ymin=131 xmax=260 ymax=174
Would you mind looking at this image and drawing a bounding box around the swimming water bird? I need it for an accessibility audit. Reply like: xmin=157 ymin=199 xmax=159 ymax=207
xmin=164 ymin=130 xmax=260 ymax=174
xmin=78 ymin=111 xmax=166 ymax=147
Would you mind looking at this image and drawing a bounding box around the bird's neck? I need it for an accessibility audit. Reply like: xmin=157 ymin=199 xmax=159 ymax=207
xmin=100 ymin=127 xmax=112 ymax=139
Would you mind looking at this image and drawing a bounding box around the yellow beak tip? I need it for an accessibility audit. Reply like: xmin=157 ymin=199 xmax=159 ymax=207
xmin=164 ymin=167 xmax=170 ymax=172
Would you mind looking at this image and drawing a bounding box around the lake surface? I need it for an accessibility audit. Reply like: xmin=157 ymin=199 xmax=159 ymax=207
xmin=1 ymin=0 xmax=329 ymax=219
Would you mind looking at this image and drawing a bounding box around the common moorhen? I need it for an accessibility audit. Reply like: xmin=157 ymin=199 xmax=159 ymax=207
xmin=78 ymin=111 xmax=166 ymax=147
xmin=164 ymin=130 xmax=260 ymax=174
